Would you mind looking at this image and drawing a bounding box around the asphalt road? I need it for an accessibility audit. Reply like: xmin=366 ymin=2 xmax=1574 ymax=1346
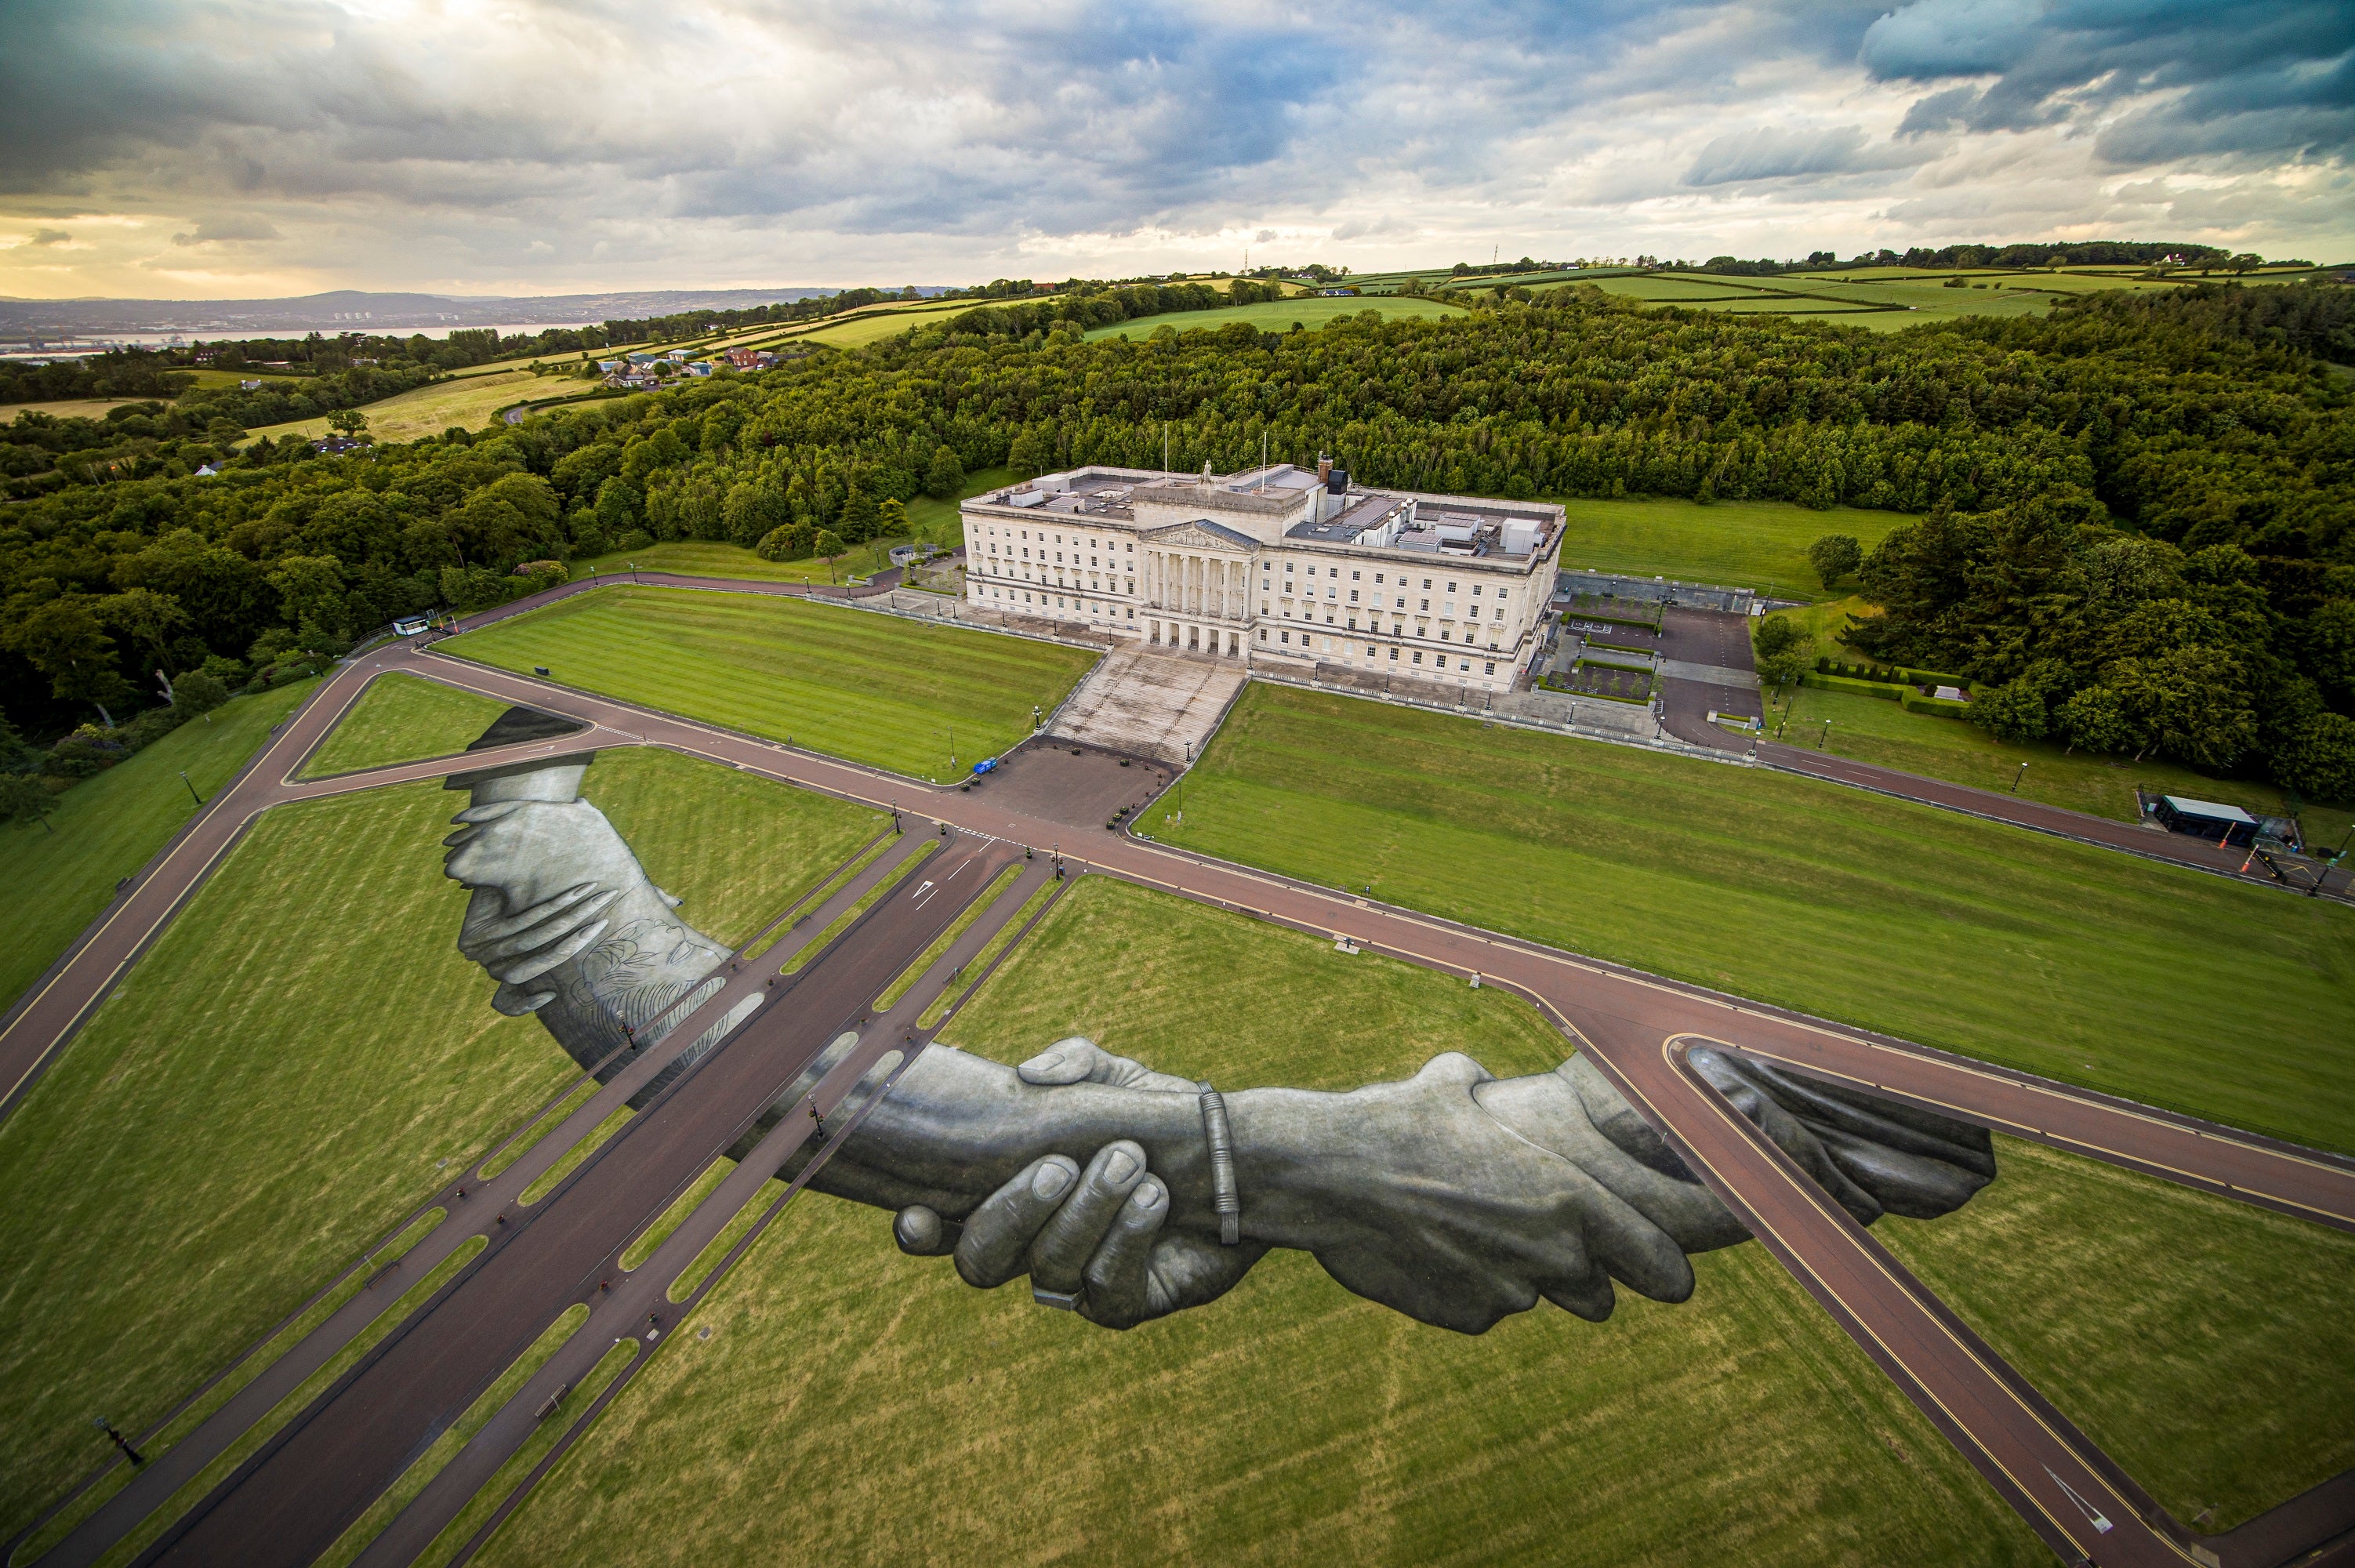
xmin=9 ymin=595 xmax=2352 ymax=1568
xmin=142 ymin=833 xmax=1022 ymax=1568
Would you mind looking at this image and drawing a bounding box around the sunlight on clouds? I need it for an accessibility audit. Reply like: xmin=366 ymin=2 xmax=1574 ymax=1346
xmin=0 ymin=0 xmax=2342 ymax=296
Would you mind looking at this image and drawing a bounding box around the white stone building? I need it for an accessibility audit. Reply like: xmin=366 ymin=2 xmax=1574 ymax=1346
xmin=959 ymin=461 xmax=1564 ymax=694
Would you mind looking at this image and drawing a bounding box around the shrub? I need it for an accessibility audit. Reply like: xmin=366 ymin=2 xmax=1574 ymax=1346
xmin=171 ymin=670 xmax=231 ymax=717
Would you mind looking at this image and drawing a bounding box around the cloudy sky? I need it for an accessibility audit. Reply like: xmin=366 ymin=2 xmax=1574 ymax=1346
xmin=0 ymin=0 xmax=2347 ymax=299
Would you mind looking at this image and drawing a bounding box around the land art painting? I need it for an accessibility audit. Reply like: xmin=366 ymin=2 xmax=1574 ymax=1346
xmin=445 ymin=707 xmax=1998 ymax=1336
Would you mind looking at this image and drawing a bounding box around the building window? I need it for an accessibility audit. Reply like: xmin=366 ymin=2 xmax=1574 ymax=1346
xmin=1366 ymin=645 xmax=1377 ymax=656
xmin=1413 ymin=652 xmax=1424 ymax=664
xmin=1285 ymin=562 xmax=1294 ymax=574
xmin=1388 ymin=648 xmax=1399 ymax=659
xmin=1471 ymin=585 xmax=1482 ymax=597
xmin=1281 ymin=630 xmax=1290 ymax=644
xmin=1421 ymin=578 xmax=1432 ymax=590
xmin=1420 ymin=598 xmax=1429 ymax=611
xmin=1348 ymin=590 xmax=1359 ymax=603
xmin=1257 ymin=629 xmax=1267 ymax=641
xmin=1351 ymin=570 xmax=1362 ymax=581
xmin=1447 ymin=582 xmax=1457 ymax=593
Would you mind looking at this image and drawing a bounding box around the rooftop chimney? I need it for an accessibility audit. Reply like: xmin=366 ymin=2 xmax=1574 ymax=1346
xmin=1316 ymin=455 xmax=1333 ymax=488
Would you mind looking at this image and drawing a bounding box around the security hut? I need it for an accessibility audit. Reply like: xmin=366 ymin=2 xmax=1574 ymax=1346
xmin=2152 ymin=795 xmax=2259 ymax=848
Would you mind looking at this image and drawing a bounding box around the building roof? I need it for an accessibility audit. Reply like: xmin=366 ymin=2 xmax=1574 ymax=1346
xmin=2161 ymin=796 xmax=2257 ymax=824
xmin=1140 ymin=517 xmax=1259 ymax=549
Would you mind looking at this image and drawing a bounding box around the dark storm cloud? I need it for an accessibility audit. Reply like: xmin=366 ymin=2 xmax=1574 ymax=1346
xmin=1863 ymin=0 xmax=2355 ymax=165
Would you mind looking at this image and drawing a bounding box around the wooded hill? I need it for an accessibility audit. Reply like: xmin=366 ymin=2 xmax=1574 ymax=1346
xmin=3 ymin=280 xmax=2350 ymax=798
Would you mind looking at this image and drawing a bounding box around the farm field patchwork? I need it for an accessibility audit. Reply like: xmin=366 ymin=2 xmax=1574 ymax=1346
xmin=1555 ymin=495 xmax=1910 ymax=597
xmin=297 ymin=670 xmax=512 ymax=778
xmin=1156 ymin=684 xmax=2355 ymax=1153
xmin=477 ymin=876 xmax=2045 ymax=1568
xmin=1878 ymin=1134 xmax=2355 ymax=1530
xmin=0 ymin=677 xmax=318 ymax=1013
xmin=1085 ymin=295 xmax=1468 ymax=340
xmin=440 ymin=585 xmax=1098 ymax=779
xmin=0 ymin=749 xmax=873 ymax=1543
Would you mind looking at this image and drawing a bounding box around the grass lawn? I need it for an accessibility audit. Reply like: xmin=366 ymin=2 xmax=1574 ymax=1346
xmin=1765 ymin=683 xmax=2355 ymax=844
xmin=244 ymin=371 xmax=581 ymax=444
xmin=0 ymin=678 xmax=318 ymax=1015
xmin=1085 ymin=296 xmax=1469 ymax=341
xmin=440 ymin=586 xmax=1098 ymax=779
xmin=1157 ymin=684 xmax=2355 ymax=1152
xmin=0 ymin=750 xmax=876 ymax=1541
xmin=478 ymin=876 xmax=2045 ymax=1568
xmin=1555 ymin=496 xmax=1909 ymax=597
xmin=297 ymin=671 xmax=513 ymax=778
xmin=1878 ymin=1136 xmax=2355 ymax=1531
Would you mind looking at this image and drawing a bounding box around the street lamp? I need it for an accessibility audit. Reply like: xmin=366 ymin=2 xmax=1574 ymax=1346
xmin=92 ymin=1417 xmax=143 ymax=1466
xmin=1817 ymin=718 xmax=1832 ymax=750
xmin=2311 ymin=824 xmax=2355 ymax=899
xmin=2010 ymin=760 xmax=2028 ymax=794
xmin=180 ymin=771 xmax=201 ymax=806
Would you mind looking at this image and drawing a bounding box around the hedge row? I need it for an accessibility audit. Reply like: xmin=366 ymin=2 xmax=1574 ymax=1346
xmin=1814 ymin=655 xmax=1970 ymax=688
xmin=1901 ymin=691 xmax=1972 ymax=717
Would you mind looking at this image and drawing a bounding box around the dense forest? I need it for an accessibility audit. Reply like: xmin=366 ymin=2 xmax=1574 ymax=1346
xmin=2 ymin=277 xmax=2349 ymax=800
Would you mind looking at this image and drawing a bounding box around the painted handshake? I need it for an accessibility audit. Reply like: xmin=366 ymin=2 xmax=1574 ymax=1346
xmin=871 ymin=1036 xmax=1998 ymax=1334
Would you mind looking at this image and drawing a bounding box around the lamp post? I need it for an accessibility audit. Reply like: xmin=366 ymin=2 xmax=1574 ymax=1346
xmin=1817 ymin=718 xmax=1832 ymax=750
xmin=92 ymin=1417 xmax=143 ymax=1466
xmin=2311 ymin=824 xmax=2355 ymax=899
xmin=2011 ymin=760 xmax=2028 ymax=794
xmin=180 ymin=771 xmax=201 ymax=807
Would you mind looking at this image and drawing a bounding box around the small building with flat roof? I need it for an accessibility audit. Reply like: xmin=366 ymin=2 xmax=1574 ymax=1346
xmin=2153 ymin=795 xmax=2259 ymax=848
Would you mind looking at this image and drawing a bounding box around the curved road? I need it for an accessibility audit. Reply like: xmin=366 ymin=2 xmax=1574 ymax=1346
xmin=7 ymin=588 xmax=2352 ymax=1568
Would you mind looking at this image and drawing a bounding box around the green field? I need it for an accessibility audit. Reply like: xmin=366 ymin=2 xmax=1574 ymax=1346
xmin=1879 ymin=1136 xmax=2355 ymax=1530
xmin=1765 ymin=681 xmax=2355 ymax=844
xmin=297 ymin=671 xmax=512 ymax=778
xmin=441 ymin=586 xmax=1098 ymax=779
xmin=1555 ymin=496 xmax=1909 ymax=597
xmin=0 ymin=678 xmax=318 ymax=1014
xmin=245 ymin=371 xmax=588 ymax=444
xmin=1085 ymin=296 xmax=1468 ymax=341
xmin=0 ymin=749 xmax=876 ymax=1541
xmin=481 ymin=876 xmax=2044 ymax=1568
xmin=1157 ymin=684 xmax=2355 ymax=1152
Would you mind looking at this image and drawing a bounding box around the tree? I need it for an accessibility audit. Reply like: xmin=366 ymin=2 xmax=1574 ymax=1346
xmin=813 ymin=528 xmax=845 ymax=570
xmin=267 ymin=555 xmax=351 ymax=646
xmin=1751 ymin=615 xmax=1805 ymax=687
xmin=0 ymin=772 xmax=54 ymax=833
xmin=2271 ymin=713 xmax=2355 ymax=804
xmin=326 ymin=408 xmax=371 ymax=438
xmin=838 ymin=485 xmax=880 ymax=543
xmin=923 ymin=446 xmax=964 ymax=499
xmin=100 ymin=587 xmax=191 ymax=675
xmin=877 ymin=497 xmax=908 ymax=538
xmin=1807 ymin=534 xmax=1861 ymax=590
xmin=724 ymin=479 xmax=787 ymax=548
xmin=170 ymin=669 xmax=230 ymax=717
xmin=5 ymin=597 xmax=132 ymax=725
xmin=2105 ymin=648 xmax=2257 ymax=768
xmin=2056 ymin=684 xmax=2133 ymax=755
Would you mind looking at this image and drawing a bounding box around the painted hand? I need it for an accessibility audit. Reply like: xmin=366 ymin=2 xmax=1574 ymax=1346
xmin=888 ymin=1040 xmax=1266 ymax=1329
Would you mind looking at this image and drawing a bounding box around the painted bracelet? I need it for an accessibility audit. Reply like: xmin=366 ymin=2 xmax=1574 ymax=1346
xmin=1197 ymin=1082 xmax=1241 ymax=1245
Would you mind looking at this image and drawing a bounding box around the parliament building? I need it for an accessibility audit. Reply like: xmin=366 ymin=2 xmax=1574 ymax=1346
xmin=959 ymin=461 xmax=1564 ymax=694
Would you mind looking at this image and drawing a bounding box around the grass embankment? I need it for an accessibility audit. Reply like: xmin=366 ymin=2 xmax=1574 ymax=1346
xmin=1880 ymin=1136 xmax=2355 ymax=1530
xmin=0 ymin=677 xmax=318 ymax=1014
xmin=0 ymin=747 xmax=875 ymax=1543
xmin=1765 ymin=683 xmax=2355 ymax=844
xmin=441 ymin=586 xmax=1098 ymax=780
xmin=479 ymin=877 xmax=2045 ymax=1567
xmin=1555 ymin=496 xmax=1907 ymax=598
xmin=296 ymin=671 xmax=513 ymax=778
xmin=1084 ymin=296 xmax=1466 ymax=341
xmin=1158 ymin=684 xmax=2355 ymax=1152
